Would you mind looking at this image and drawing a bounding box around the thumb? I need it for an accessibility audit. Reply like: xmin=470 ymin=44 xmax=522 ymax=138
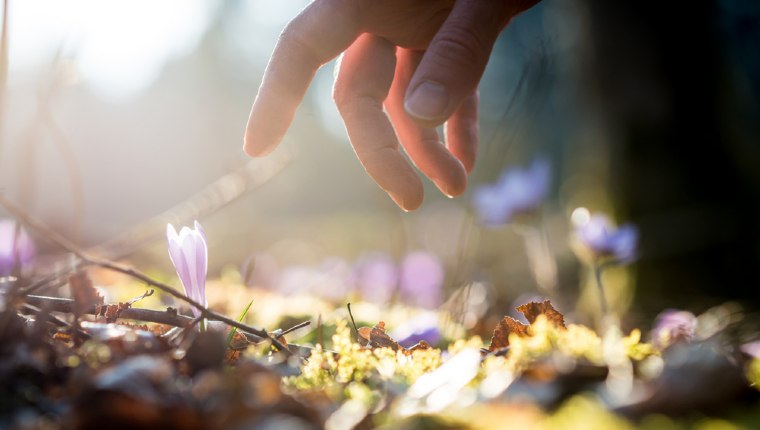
xmin=404 ymin=0 xmax=513 ymax=126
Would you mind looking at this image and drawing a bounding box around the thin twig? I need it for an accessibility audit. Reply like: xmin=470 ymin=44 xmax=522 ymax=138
xmin=21 ymin=302 xmax=91 ymax=340
xmin=22 ymin=266 xmax=82 ymax=296
xmin=24 ymin=294 xmax=268 ymax=343
xmin=347 ymin=303 xmax=360 ymax=343
xmin=280 ymin=320 xmax=310 ymax=337
xmin=26 ymin=295 xmax=191 ymax=327
xmin=317 ymin=313 xmax=323 ymax=348
xmin=0 ymin=195 xmax=288 ymax=353
xmin=126 ymin=289 xmax=154 ymax=305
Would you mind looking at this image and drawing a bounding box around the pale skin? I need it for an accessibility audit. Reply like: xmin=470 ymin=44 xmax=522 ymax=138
xmin=244 ymin=0 xmax=540 ymax=211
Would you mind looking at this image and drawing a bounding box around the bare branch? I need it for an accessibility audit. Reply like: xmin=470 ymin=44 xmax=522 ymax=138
xmin=0 ymin=195 xmax=289 ymax=353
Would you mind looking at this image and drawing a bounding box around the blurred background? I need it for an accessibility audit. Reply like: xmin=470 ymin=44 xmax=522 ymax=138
xmin=0 ymin=0 xmax=758 ymax=326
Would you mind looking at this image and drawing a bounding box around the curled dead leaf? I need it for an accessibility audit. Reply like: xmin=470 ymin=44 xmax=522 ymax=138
xmin=516 ymin=300 xmax=566 ymax=328
xmin=69 ymin=271 xmax=104 ymax=317
xmin=96 ymin=302 xmax=131 ymax=323
xmin=488 ymin=317 xmax=530 ymax=352
xmin=358 ymin=321 xmax=401 ymax=350
xmin=488 ymin=301 xmax=566 ymax=352
xmin=357 ymin=321 xmax=430 ymax=355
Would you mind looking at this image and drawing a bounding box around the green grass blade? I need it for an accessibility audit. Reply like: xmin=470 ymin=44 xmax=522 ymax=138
xmin=227 ymin=299 xmax=254 ymax=347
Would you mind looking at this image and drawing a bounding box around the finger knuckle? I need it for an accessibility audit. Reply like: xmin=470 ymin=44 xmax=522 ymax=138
xmin=431 ymin=25 xmax=491 ymax=70
xmin=333 ymin=92 xmax=380 ymax=120
xmin=277 ymin=27 xmax=323 ymax=67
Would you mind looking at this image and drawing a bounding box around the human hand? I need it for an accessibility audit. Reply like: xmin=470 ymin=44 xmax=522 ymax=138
xmin=244 ymin=0 xmax=540 ymax=210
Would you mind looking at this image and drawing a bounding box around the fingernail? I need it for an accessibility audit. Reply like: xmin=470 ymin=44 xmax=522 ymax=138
xmin=405 ymin=81 xmax=449 ymax=120
xmin=434 ymin=180 xmax=454 ymax=198
xmin=389 ymin=193 xmax=409 ymax=212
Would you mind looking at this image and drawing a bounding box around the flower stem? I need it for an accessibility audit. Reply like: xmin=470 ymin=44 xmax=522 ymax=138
xmin=199 ymin=318 xmax=207 ymax=332
xmin=593 ymin=263 xmax=608 ymax=325
xmin=519 ymin=220 xmax=557 ymax=295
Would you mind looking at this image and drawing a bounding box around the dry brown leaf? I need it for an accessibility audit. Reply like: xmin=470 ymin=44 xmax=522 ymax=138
xmin=96 ymin=302 xmax=130 ymax=323
xmin=52 ymin=331 xmax=73 ymax=344
xmin=359 ymin=321 xmax=396 ymax=348
xmin=69 ymin=271 xmax=104 ymax=317
xmin=488 ymin=316 xmax=530 ymax=352
xmin=516 ymin=300 xmax=566 ymax=328
xmin=357 ymin=321 xmax=435 ymax=355
xmin=358 ymin=321 xmax=402 ymax=350
xmin=405 ymin=340 xmax=432 ymax=355
xmin=225 ymin=349 xmax=241 ymax=365
xmin=488 ymin=301 xmax=567 ymax=352
xmin=148 ymin=324 xmax=174 ymax=337
xmin=228 ymin=331 xmax=252 ymax=350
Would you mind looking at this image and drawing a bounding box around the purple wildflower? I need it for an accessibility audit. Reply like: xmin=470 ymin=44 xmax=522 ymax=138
xmin=354 ymin=252 xmax=398 ymax=304
xmin=741 ymin=341 xmax=760 ymax=359
xmin=0 ymin=219 xmax=35 ymax=277
xmin=241 ymin=252 xmax=280 ymax=288
xmin=651 ymin=309 xmax=697 ymax=348
xmin=399 ymin=251 xmax=444 ymax=309
xmin=313 ymin=257 xmax=354 ymax=302
xmin=391 ymin=313 xmax=441 ymax=348
xmin=166 ymin=221 xmax=208 ymax=318
xmin=573 ymin=212 xmax=638 ymax=263
xmin=472 ymin=157 xmax=551 ymax=226
xmin=277 ymin=265 xmax=313 ymax=296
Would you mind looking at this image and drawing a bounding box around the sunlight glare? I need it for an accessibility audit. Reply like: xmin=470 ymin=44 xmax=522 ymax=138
xmin=8 ymin=0 xmax=214 ymax=100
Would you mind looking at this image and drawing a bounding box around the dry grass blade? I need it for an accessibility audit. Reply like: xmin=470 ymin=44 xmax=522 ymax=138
xmin=88 ymin=151 xmax=296 ymax=260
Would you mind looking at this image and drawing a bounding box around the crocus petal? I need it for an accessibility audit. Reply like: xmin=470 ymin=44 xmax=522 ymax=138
xmin=166 ymin=222 xmax=208 ymax=318
xmin=166 ymin=223 xmax=179 ymax=243
xmin=167 ymin=225 xmax=191 ymax=293
xmin=180 ymin=227 xmax=205 ymax=311
xmin=194 ymin=220 xmax=207 ymax=243
xmin=193 ymin=225 xmax=208 ymax=308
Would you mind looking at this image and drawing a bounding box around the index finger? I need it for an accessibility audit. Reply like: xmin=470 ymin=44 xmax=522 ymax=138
xmin=244 ymin=0 xmax=362 ymax=157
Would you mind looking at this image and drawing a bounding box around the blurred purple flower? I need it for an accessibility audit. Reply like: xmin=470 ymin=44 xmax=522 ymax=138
xmin=167 ymin=221 xmax=208 ymax=318
xmin=399 ymin=251 xmax=444 ymax=309
xmin=472 ymin=157 xmax=551 ymax=226
xmin=277 ymin=265 xmax=313 ymax=296
xmin=741 ymin=341 xmax=760 ymax=359
xmin=574 ymin=213 xmax=638 ymax=263
xmin=354 ymin=252 xmax=398 ymax=304
xmin=651 ymin=309 xmax=697 ymax=348
xmin=313 ymin=257 xmax=354 ymax=302
xmin=279 ymin=258 xmax=354 ymax=301
xmin=391 ymin=313 xmax=441 ymax=347
xmin=0 ymin=220 xmax=35 ymax=277
xmin=241 ymin=252 xmax=280 ymax=288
